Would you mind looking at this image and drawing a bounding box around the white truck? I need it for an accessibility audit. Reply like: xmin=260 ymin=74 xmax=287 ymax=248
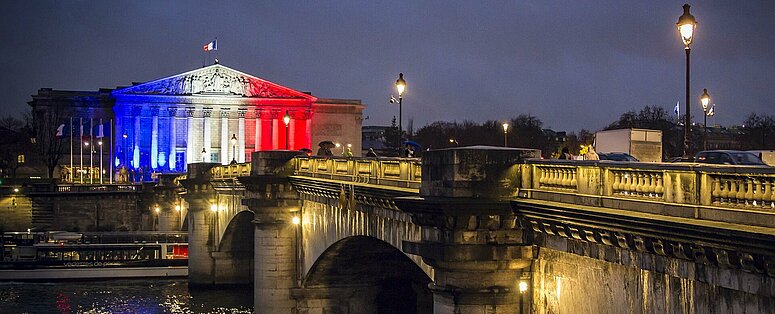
xmin=594 ymin=128 xmax=663 ymax=162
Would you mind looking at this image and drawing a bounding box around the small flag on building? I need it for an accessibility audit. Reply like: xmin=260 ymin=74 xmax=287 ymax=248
xmin=674 ymin=101 xmax=680 ymax=116
xmin=55 ymin=124 xmax=65 ymax=138
xmin=203 ymin=40 xmax=217 ymax=51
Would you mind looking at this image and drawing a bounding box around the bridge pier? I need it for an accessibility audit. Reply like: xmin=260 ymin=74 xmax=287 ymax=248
xmin=242 ymin=151 xmax=304 ymax=312
xmin=400 ymin=147 xmax=540 ymax=313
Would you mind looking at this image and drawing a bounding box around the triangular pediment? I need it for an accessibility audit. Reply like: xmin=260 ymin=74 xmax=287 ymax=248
xmin=112 ymin=64 xmax=316 ymax=101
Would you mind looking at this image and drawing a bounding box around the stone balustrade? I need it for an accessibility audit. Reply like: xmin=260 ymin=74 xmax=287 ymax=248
xmin=211 ymin=162 xmax=252 ymax=179
xmin=520 ymin=159 xmax=775 ymax=227
xmin=294 ymin=156 xmax=421 ymax=190
xmin=54 ymin=184 xmax=141 ymax=193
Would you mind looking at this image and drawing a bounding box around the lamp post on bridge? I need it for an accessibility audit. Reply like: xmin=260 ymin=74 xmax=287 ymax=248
xmin=391 ymin=73 xmax=406 ymax=153
xmin=677 ymin=3 xmax=697 ymax=158
xmin=230 ymin=134 xmax=237 ymax=164
xmin=700 ymin=88 xmax=711 ymax=150
xmin=502 ymin=123 xmax=510 ymax=147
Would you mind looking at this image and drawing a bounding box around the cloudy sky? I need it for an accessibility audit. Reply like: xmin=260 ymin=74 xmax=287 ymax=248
xmin=1 ymin=1 xmax=773 ymax=132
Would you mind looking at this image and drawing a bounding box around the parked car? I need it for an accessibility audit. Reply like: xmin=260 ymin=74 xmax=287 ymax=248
xmin=694 ymin=150 xmax=768 ymax=166
xmin=598 ymin=152 xmax=639 ymax=162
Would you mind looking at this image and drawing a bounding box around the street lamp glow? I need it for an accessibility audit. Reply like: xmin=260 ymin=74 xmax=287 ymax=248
xmin=283 ymin=111 xmax=291 ymax=126
xmin=502 ymin=123 xmax=509 ymax=132
xmin=292 ymin=216 xmax=301 ymax=225
xmin=395 ymin=73 xmax=406 ymax=96
xmin=13 ymin=188 xmax=19 ymax=193
xmin=174 ymin=205 xmax=181 ymax=212
xmin=335 ymin=143 xmax=341 ymax=148
xmin=210 ymin=204 xmax=218 ymax=212
xmin=700 ymin=88 xmax=710 ymax=111
xmin=518 ymin=280 xmax=528 ymax=293
xmin=676 ymin=4 xmax=697 ymax=48
xmin=502 ymin=123 xmax=510 ymax=147
xmin=154 ymin=206 xmax=160 ymax=213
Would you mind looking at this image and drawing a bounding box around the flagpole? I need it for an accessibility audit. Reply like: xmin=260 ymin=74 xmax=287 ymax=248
xmin=80 ymin=117 xmax=83 ymax=184
xmin=110 ymin=118 xmax=113 ymax=184
xmin=90 ymin=118 xmax=94 ymax=184
xmin=99 ymin=118 xmax=103 ymax=185
xmin=69 ymin=116 xmax=73 ymax=183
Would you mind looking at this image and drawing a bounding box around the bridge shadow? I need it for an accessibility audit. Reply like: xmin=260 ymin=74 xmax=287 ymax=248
xmin=216 ymin=210 xmax=255 ymax=285
xmin=299 ymin=236 xmax=432 ymax=313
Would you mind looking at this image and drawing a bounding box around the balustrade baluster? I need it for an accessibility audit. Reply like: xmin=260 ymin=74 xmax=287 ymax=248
xmin=655 ymin=174 xmax=664 ymax=196
xmin=645 ymin=173 xmax=656 ymax=197
xmin=769 ymin=179 xmax=775 ymax=209
xmin=744 ymin=178 xmax=754 ymax=206
xmin=753 ymin=179 xmax=764 ymax=207
xmin=570 ymin=168 xmax=577 ymax=189
xmin=711 ymin=177 xmax=721 ymax=204
xmin=561 ymin=169 xmax=571 ymax=187
xmin=612 ymin=172 xmax=621 ymax=193
xmin=634 ymin=173 xmax=643 ymax=195
xmin=622 ymin=174 xmax=631 ymax=195
xmin=735 ymin=179 xmax=746 ymax=206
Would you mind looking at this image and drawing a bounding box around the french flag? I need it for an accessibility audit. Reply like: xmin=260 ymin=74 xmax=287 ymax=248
xmin=203 ymin=40 xmax=217 ymax=52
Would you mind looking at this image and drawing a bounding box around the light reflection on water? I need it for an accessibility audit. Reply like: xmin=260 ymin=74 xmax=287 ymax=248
xmin=0 ymin=279 xmax=252 ymax=314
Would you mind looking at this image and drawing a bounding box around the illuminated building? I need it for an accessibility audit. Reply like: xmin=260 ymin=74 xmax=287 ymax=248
xmin=29 ymin=63 xmax=364 ymax=180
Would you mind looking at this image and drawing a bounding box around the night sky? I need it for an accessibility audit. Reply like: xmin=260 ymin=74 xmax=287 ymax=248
xmin=1 ymin=1 xmax=773 ymax=132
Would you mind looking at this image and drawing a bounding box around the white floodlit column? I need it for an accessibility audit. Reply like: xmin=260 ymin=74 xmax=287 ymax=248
xmin=186 ymin=108 xmax=195 ymax=166
xmin=151 ymin=107 xmax=159 ymax=169
xmin=203 ymin=109 xmax=212 ymax=162
xmin=133 ymin=110 xmax=141 ymax=169
xmin=238 ymin=110 xmax=246 ymax=162
xmin=168 ymin=108 xmax=176 ymax=171
xmin=220 ymin=109 xmax=230 ymax=165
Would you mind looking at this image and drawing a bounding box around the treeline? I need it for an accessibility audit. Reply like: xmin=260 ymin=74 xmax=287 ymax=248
xmin=405 ymin=106 xmax=775 ymax=158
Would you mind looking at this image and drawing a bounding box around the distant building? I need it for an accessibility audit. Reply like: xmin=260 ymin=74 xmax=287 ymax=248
xmin=29 ymin=63 xmax=365 ymax=181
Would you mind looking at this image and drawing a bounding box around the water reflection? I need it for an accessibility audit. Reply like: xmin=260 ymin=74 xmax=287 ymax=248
xmin=0 ymin=279 xmax=252 ymax=313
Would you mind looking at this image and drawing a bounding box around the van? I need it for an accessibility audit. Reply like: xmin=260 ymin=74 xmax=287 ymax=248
xmin=747 ymin=150 xmax=775 ymax=166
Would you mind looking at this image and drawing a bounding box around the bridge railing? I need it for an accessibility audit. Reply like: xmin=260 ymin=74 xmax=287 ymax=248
xmin=518 ymin=159 xmax=775 ymax=227
xmin=53 ymin=184 xmax=142 ymax=193
xmin=293 ymin=156 xmax=422 ymax=189
xmin=210 ymin=163 xmax=252 ymax=180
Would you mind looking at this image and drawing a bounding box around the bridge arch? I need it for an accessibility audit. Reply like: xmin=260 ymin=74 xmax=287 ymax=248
xmin=298 ymin=235 xmax=432 ymax=313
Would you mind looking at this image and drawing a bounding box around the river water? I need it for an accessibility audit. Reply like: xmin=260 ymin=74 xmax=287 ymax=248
xmin=0 ymin=279 xmax=252 ymax=314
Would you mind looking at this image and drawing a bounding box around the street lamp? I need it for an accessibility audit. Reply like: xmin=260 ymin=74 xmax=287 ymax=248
xmin=283 ymin=110 xmax=291 ymax=150
xmin=677 ymin=3 xmax=697 ymax=157
xmin=700 ymin=88 xmax=710 ymax=150
xmin=391 ymin=73 xmax=407 ymax=149
xmin=502 ymin=123 xmax=510 ymax=147
xmin=230 ymin=134 xmax=237 ymax=164
xmin=201 ymin=147 xmax=207 ymax=162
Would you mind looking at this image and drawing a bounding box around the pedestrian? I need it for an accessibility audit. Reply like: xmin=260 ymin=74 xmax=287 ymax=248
xmin=344 ymin=147 xmax=353 ymax=158
xmin=366 ymin=148 xmax=378 ymax=157
xmin=559 ymin=147 xmax=573 ymax=160
xmin=584 ymin=146 xmax=600 ymax=160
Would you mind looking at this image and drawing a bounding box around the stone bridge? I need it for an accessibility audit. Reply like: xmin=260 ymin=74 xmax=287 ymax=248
xmin=181 ymin=147 xmax=775 ymax=313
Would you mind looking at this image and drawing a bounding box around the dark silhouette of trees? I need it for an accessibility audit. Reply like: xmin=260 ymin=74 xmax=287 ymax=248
xmin=741 ymin=113 xmax=775 ymax=150
xmin=32 ymin=105 xmax=67 ymax=178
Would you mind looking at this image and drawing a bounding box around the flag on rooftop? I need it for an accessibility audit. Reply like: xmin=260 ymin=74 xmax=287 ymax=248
xmin=674 ymin=101 xmax=680 ymax=116
xmin=203 ymin=40 xmax=217 ymax=52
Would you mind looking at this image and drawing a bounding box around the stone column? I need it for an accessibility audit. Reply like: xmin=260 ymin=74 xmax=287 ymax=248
xmin=399 ymin=147 xmax=541 ymax=314
xmin=271 ymin=111 xmax=280 ymax=150
xmin=133 ymin=107 xmax=141 ymax=169
xmin=254 ymin=109 xmax=262 ymax=153
xmin=186 ymin=108 xmax=195 ymax=166
xmin=238 ymin=109 xmax=246 ymax=162
xmin=220 ymin=109 xmax=230 ymax=165
xmin=151 ymin=107 xmax=159 ymax=169
xmin=203 ymin=108 xmax=212 ymax=162
xmin=288 ymin=113 xmax=296 ymax=150
xmin=304 ymin=110 xmax=312 ymax=150
xmin=168 ymin=107 xmax=177 ymax=171
xmin=241 ymin=151 xmax=304 ymax=312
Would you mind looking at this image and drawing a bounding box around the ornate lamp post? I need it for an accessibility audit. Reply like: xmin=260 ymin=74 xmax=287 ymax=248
xmin=392 ymin=73 xmax=407 ymax=148
xmin=502 ymin=123 xmax=510 ymax=147
xmin=700 ymin=88 xmax=711 ymax=150
xmin=677 ymin=3 xmax=697 ymax=157
xmin=230 ymin=134 xmax=237 ymax=164
xmin=201 ymin=147 xmax=207 ymax=162
xmin=283 ymin=110 xmax=291 ymax=150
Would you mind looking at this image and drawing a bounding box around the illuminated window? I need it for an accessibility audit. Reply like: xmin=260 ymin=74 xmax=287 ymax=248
xmin=17 ymin=154 xmax=25 ymax=164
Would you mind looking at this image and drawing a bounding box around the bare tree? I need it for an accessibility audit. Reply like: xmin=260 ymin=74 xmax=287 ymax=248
xmin=0 ymin=115 xmax=24 ymax=131
xmin=33 ymin=105 xmax=68 ymax=178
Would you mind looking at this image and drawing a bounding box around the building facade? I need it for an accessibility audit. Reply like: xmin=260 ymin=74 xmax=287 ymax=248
xmin=29 ymin=63 xmax=364 ymax=181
